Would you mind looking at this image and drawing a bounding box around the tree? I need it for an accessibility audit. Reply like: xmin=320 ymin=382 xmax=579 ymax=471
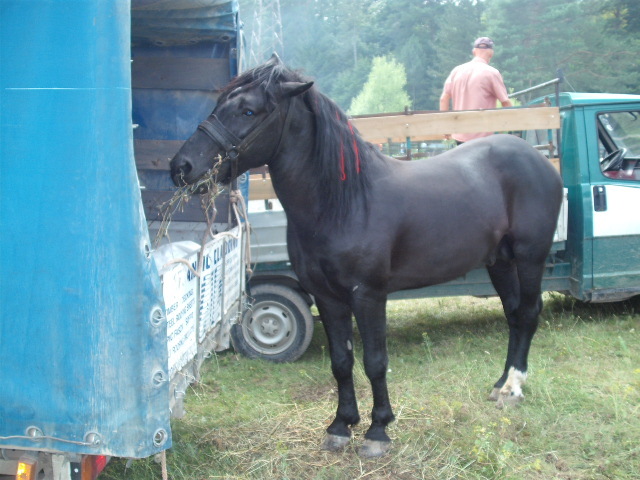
xmin=483 ymin=0 xmax=639 ymax=96
xmin=600 ymin=0 xmax=640 ymax=34
xmin=367 ymin=0 xmax=443 ymax=110
xmin=254 ymin=0 xmax=376 ymax=109
xmin=238 ymin=0 xmax=640 ymax=111
xmin=348 ymin=56 xmax=411 ymax=115
xmin=329 ymin=58 xmax=373 ymax=110
xmin=432 ymin=0 xmax=485 ymax=108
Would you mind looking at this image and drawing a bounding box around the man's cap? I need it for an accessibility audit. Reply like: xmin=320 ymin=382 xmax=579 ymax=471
xmin=474 ymin=37 xmax=494 ymax=49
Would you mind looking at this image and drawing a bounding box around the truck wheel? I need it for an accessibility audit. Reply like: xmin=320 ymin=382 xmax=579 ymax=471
xmin=231 ymin=284 xmax=314 ymax=362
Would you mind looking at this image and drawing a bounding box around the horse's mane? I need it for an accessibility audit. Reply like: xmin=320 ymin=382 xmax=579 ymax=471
xmin=219 ymin=59 xmax=377 ymax=222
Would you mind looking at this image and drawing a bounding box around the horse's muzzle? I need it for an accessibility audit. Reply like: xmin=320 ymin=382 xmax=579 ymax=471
xmin=170 ymin=154 xmax=194 ymax=187
xmin=214 ymin=161 xmax=233 ymax=185
xmin=170 ymin=153 xmax=234 ymax=190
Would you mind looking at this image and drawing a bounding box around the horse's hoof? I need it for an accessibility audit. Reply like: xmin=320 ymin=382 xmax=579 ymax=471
xmin=320 ymin=433 xmax=350 ymax=452
xmin=495 ymin=391 xmax=524 ymax=409
xmin=488 ymin=388 xmax=501 ymax=401
xmin=358 ymin=439 xmax=391 ymax=458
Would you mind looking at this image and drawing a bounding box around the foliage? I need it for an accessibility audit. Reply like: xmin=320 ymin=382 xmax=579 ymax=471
xmin=599 ymin=0 xmax=640 ymax=34
xmin=483 ymin=0 xmax=640 ymax=96
xmin=348 ymin=56 xmax=411 ymax=115
xmin=239 ymin=0 xmax=640 ymax=111
xmin=102 ymin=294 xmax=640 ymax=479
xmin=432 ymin=0 xmax=485 ymax=107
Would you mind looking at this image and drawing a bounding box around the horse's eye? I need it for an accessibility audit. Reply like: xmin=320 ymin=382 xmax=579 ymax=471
xmin=243 ymin=110 xmax=255 ymax=117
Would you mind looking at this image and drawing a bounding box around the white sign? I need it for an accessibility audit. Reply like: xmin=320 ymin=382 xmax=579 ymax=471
xmin=199 ymin=237 xmax=224 ymax=342
xmin=223 ymin=226 xmax=243 ymax=315
xmin=154 ymin=243 xmax=199 ymax=378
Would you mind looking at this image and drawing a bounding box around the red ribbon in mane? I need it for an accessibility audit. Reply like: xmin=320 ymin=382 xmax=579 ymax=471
xmin=348 ymin=121 xmax=361 ymax=175
xmin=337 ymin=111 xmax=361 ymax=181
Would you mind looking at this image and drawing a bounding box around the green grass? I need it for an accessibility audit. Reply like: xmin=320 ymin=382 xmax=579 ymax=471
xmin=102 ymin=294 xmax=639 ymax=479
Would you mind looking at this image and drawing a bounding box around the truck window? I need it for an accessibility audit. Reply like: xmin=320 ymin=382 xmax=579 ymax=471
xmin=598 ymin=111 xmax=640 ymax=181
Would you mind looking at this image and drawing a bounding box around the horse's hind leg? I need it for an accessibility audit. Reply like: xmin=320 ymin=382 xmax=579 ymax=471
xmin=315 ymin=296 xmax=361 ymax=452
xmin=487 ymin=256 xmax=544 ymax=408
xmin=487 ymin=260 xmax=521 ymax=402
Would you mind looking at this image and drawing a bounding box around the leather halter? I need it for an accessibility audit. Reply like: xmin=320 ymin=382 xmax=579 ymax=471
xmin=197 ymin=99 xmax=294 ymax=179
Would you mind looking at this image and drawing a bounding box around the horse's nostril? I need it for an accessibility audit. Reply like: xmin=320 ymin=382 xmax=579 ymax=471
xmin=171 ymin=157 xmax=193 ymax=186
xmin=177 ymin=160 xmax=193 ymax=177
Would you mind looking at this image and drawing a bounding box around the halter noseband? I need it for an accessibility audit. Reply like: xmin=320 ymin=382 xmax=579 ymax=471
xmin=197 ymin=98 xmax=294 ymax=179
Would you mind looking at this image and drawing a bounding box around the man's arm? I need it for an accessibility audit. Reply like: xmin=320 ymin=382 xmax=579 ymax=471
xmin=439 ymin=92 xmax=452 ymax=139
xmin=492 ymin=71 xmax=512 ymax=108
xmin=439 ymin=92 xmax=451 ymax=111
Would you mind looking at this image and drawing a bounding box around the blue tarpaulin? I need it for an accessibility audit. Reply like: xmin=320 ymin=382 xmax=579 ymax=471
xmin=132 ymin=0 xmax=239 ymax=45
xmin=0 ymin=0 xmax=242 ymax=457
xmin=130 ymin=0 xmax=246 ymax=224
xmin=1 ymin=0 xmax=243 ymax=457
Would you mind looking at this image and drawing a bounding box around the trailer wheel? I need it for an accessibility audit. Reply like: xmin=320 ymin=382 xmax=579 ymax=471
xmin=232 ymin=284 xmax=314 ymax=362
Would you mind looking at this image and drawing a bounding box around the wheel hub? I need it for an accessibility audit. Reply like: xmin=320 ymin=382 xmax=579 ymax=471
xmin=244 ymin=301 xmax=297 ymax=354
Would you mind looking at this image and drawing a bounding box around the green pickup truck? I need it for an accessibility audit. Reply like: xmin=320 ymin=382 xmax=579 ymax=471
xmin=240 ymin=90 xmax=640 ymax=362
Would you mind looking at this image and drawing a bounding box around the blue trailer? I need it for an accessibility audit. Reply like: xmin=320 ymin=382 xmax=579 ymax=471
xmin=0 ymin=1 xmax=247 ymax=478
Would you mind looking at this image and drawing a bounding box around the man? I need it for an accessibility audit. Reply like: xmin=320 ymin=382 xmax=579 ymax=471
xmin=439 ymin=37 xmax=512 ymax=144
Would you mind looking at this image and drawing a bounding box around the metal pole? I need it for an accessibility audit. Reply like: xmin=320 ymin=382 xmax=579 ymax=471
xmin=508 ymin=78 xmax=562 ymax=98
xmin=555 ymin=70 xmax=564 ymax=166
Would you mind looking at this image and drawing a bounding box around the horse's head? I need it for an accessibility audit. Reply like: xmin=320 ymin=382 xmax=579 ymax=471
xmin=170 ymin=56 xmax=313 ymax=188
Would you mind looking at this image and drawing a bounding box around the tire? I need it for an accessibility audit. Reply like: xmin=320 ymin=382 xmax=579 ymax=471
xmin=231 ymin=283 xmax=314 ymax=362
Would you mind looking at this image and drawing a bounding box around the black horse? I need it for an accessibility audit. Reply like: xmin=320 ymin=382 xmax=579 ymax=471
xmin=170 ymin=56 xmax=563 ymax=457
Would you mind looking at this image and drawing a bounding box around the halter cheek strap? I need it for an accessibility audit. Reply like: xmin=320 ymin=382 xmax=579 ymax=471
xmin=198 ymin=116 xmax=241 ymax=160
xmin=196 ymin=99 xmax=293 ymax=176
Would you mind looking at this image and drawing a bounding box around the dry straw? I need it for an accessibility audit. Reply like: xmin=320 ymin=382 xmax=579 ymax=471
xmin=154 ymin=156 xmax=224 ymax=247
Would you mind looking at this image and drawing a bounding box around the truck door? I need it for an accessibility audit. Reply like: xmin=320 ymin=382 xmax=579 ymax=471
xmin=588 ymin=108 xmax=640 ymax=300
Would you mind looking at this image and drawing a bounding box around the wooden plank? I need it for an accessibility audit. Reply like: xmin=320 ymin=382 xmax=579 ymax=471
xmin=249 ymin=174 xmax=276 ymax=200
xmin=351 ymin=107 xmax=560 ymax=143
xmin=134 ymin=139 xmax=183 ymax=170
xmin=132 ymin=57 xmax=230 ymax=91
xmin=246 ymin=159 xmax=561 ymax=201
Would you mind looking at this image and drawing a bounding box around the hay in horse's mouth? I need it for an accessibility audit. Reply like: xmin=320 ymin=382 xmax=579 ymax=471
xmin=154 ymin=156 xmax=224 ymax=246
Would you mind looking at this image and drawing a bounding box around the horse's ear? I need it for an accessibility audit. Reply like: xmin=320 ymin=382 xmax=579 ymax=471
xmin=281 ymin=81 xmax=314 ymax=98
xmin=270 ymin=52 xmax=282 ymax=64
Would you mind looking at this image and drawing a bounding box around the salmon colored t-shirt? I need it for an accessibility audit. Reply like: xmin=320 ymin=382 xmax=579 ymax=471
xmin=443 ymin=57 xmax=510 ymax=142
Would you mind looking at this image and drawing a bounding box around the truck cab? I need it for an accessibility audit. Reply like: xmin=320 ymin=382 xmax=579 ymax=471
xmin=525 ymin=93 xmax=640 ymax=302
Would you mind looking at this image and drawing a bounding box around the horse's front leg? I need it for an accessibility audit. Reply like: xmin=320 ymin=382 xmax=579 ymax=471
xmin=315 ymin=296 xmax=361 ymax=452
xmin=352 ymin=289 xmax=395 ymax=458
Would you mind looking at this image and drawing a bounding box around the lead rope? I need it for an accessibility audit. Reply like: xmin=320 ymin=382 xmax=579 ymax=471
xmin=230 ymin=188 xmax=253 ymax=275
xmin=161 ymin=450 xmax=168 ymax=480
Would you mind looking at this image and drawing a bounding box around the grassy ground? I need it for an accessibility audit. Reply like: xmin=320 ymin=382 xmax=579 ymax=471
xmin=102 ymin=294 xmax=639 ymax=479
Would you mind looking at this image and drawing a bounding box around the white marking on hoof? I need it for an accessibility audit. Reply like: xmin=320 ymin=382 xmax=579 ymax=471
xmin=320 ymin=433 xmax=350 ymax=452
xmin=358 ymin=439 xmax=391 ymax=458
xmin=494 ymin=367 xmax=527 ymax=409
